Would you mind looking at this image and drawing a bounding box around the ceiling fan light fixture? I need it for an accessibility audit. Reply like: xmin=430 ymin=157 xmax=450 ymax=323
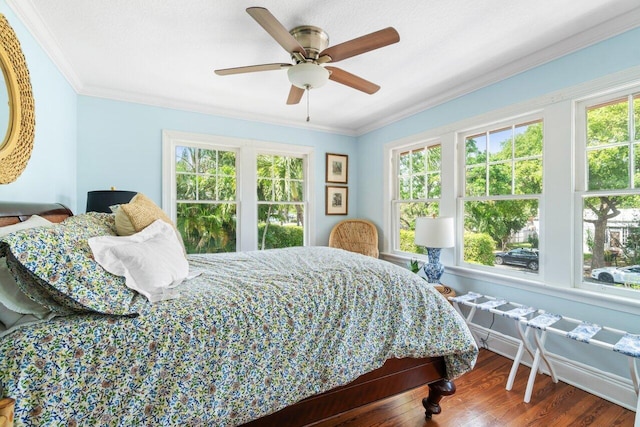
xmin=287 ymin=62 xmax=329 ymax=89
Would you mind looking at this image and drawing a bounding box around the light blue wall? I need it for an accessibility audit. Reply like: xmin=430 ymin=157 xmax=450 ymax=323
xmin=355 ymin=27 xmax=640 ymax=378
xmin=76 ymin=96 xmax=357 ymax=244
xmin=0 ymin=2 xmax=77 ymax=208
xmin=357 ymin=27 xmax=640 ymax=227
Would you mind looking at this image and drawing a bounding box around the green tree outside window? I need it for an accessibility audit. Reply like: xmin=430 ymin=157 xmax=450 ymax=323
xmin=463 ymin=121 xmax=542 ymax=263
xmin=175 ymin=146 xmax=237 ymax=253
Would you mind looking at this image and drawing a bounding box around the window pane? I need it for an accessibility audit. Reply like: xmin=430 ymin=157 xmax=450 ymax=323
xmin=257 ymin=154 xmax=303 ymax=203
xmin=426 ymin=145 xmax=441 ymax=172
xmin=198 ymin=149 xmax=217 ymax=173
xmin=177 ymin=203 xmax=236 ymax=253
xmin=197 ymin=175 xmax=216 ymax=200
xmin=399 ymin=177 xmax=411 ymax=200
xmin=587 ymin=98 xmax=629 ymax=147
xmin=176 ymin=174 xmax=196 ymax=200
xmin=395 ymin=144 xmax=441 ymax=256
xmin=587 ymin=145 xmax=629 ymax=190
xmin=398 ymin=145 xmax=441 ymax=201
xmin=290 ymin=180 xmax=304 ymax=202
xmin=175 ymin=146 xmax=196 ymax=173
xmin=257 ymin=178 xmax=273 ymax=201
xmin=257 ymin=204 xmax=304 ymax=249
xmin=257 ymin=154 xmax=274 ymax=178
xmin=465 ymin=120 xmax=543 ymax=199
xmin=514 ymin=121 xmax=543 ymax=158
xmin=176 ymin=146 xmax=237 ymax=203
xmin=463 ymin=200 xmax=539 ymax=271
xmin=514 ymin=159 xmax=542 ymax=195
xmin=488 ymin=162 xmax=512 ymax=196
xmin=219 ymin=176 xmax=236 ymax=201
xmin=489 ymin=127 xmax=512 ymax=162
xmin=426 ymin=173 xmax=441 ymax=198
xmin=275 ymin=180 xmax=287 ymax=202
xmin=583 ymin=195 xmax=640 ymax=291
xmin=465 ymin=165 xmax=486 ymax=197
xmin=399 ymin=151 xmax=411 ymax=175
xmin=398 ymin=202 xmax=439 ymax=254
xmin=466 ymin=134 xmax=486 ymax=165
xmin=290 ymin=158 xmax=304 ymax=180
xmin=411 ymin=149 xmax=425 ymax=174
xmin=412 ymin=175 xmax=426 ymax=199
xmin=219 ymin=151 xmax=236 ymax=168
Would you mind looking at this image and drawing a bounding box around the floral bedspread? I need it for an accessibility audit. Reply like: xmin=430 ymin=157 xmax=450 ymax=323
xmin=0 ymin=247 xmax=477 ymax=426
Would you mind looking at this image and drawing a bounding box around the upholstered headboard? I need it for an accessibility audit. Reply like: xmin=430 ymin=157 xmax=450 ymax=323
xmin=0 ymin=202 xmax=73 ymax=226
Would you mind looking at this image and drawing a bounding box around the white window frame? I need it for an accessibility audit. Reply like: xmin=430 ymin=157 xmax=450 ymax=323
xmin=387 ymin=137 xmax=443 ymax=257
xmin=382 ymin=67 xmax=640 ymax=311
xmin=457 ymin=112 xmax=544 ymax=279
xmin=575 ymin=84 xmax=640 ymax=299
xmin=162 ymin=130 xmax=315 ymax=252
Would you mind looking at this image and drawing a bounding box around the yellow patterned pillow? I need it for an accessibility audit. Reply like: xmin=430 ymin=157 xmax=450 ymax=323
xmin=115 ymin=193 xmax=172 ymax=235
xmin=114 ymin=193 xmax=186 ymax=255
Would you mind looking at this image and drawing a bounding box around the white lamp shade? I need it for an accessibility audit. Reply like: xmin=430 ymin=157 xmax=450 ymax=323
xmin=287 ymin=63 xmax=330 ymax=89
xmin=414 ymin=216 xmax=455 ymax=248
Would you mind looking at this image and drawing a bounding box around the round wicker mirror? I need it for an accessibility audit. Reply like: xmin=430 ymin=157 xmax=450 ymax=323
xmin=0 ymin=13 xmax=35 ymax=184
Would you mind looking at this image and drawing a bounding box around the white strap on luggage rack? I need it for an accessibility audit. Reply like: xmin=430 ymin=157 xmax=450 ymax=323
xmin=450 ymin=292 xmax=640 ymax=426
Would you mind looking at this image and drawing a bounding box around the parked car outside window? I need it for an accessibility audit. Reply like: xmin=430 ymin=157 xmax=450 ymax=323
xmin=494 ymin=248 xmax=539 ymax=271
xmin=590 ymin=265 xmax=640 ymax=285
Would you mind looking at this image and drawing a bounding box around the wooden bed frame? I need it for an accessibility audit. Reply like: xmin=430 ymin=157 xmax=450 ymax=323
xmin=0 ymin=202 xmax=456 ymax=426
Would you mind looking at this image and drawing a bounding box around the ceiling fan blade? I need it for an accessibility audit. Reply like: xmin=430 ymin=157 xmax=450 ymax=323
xmin=246 ymin=7 xmax=307 ymax=58
xmin=326 ymin=66 xmax=380 ymax=94
xmin=287 ymin=85 xmax=305 ymax=105
xmin=214 ymin=63 xmax=291 ymax=76
xmin=319 ymin=27 xmax=400 ymax=63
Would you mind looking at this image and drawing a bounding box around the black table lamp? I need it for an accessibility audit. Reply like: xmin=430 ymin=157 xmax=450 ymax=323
xmin=86 ymin=189 xmax=137 ymax=213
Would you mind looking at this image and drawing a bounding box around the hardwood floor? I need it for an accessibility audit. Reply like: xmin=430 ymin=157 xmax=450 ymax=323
xmin=311 ymin=349 xmax=635 ymax=427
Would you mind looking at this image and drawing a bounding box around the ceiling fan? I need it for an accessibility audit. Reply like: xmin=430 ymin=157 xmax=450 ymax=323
xmin=215 ymin=7 xmax=400 ymax=110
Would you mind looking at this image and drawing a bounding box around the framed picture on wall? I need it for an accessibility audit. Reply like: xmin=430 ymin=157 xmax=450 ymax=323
xmin=326 ymin=186 xmax=348 ymax=215
xmin=326 ymin=153 xmax=348 ymax=184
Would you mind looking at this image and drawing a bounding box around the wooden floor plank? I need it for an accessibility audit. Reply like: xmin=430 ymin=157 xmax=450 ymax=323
xmin=311 ymin=349 xmax=634 ymax=427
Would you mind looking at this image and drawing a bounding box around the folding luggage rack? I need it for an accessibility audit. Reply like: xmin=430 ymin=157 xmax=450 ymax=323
xmin=450 ymin=292 xmax=640 ymax=426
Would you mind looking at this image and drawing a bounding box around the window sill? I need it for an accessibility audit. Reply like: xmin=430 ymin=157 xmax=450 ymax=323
xmin=380 ymin=252 xmax=640 ymax=315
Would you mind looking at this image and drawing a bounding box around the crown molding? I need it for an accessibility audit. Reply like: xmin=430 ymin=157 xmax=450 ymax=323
xmin=354 ymin=6 xmax=640 ymax=136
xmin=7 ymin=0 xmax=83 ymax=92
xmin=78 ymin=84 xmax=358 ymax=137
xmin=8 ymin=1 xmax=640 ymax=137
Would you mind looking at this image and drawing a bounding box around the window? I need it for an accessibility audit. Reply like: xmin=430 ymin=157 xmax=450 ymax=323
xmin=381 ymin=75 xmax=640 ymax=307
xmin=175 ymin=146 xmax=237 ymax=253
xmin=257 ymin=154 xmax=305 ymax=249
xmin=578 ymin=91 xmax=640 ymax=295
xmin=461 ymin=118 xmax=543 ymax=273
xmin=391 ymin=143 xmax=441 ymax=254
xmin=163 ymin=131 xmax=314 ymax=254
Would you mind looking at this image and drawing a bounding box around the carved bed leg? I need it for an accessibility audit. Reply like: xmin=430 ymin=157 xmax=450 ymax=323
xmin=422 ymin=379 xmax=456 ymax=419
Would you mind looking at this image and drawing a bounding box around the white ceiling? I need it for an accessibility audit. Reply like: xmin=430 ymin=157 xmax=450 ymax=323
xmin=9 ymin=0 xmax=640 ymax=135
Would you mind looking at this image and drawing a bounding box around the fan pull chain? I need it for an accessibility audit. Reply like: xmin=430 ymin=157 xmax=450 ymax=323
xmin=306 ymin=85 xmax=310 ymax=122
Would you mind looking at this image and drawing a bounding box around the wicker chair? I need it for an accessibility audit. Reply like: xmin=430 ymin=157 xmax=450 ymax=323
xmin=328 ymin=219 xmax=379 ymax=258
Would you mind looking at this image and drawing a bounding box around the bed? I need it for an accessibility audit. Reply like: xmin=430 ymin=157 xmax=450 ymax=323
xmin=0 ymin=201 xmax=478 ymax=426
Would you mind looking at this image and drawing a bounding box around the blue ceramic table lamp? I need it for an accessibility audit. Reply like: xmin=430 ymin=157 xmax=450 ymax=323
xmin=414 ymin=216 xmax=455 ymax=284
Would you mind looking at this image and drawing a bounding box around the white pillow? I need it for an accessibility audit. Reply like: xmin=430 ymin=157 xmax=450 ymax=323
xmin=89 ymin=219 xmax=188 ymax=303
xmin=0 ymin=215 xmax=54 ymax=329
